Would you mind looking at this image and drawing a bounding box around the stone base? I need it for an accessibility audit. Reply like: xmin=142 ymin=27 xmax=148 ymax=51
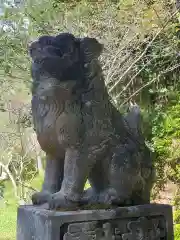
xmin=17 ymin=204 xmax=174 ymax=240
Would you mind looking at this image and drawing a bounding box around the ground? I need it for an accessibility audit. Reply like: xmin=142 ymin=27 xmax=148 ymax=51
xmin=0 ymin=182 xmax=18 ymax=240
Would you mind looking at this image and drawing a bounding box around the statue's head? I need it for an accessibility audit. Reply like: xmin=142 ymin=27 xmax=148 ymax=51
xmin=28 ymin=33 xmax=86 ymax=88
xmin=28 ymin=33 xmax=104 ymax=96
xmin=28 ymin=33 xmax=79 ymax=63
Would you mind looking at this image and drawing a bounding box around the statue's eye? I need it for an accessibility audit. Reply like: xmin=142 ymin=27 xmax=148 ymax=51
xmin=39 ymin=36 xmax=54 ymax=46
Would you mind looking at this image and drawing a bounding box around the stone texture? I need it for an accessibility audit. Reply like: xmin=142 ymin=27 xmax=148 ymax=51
xmin=17 ymin=203 xmax=174 ymax=240
xmin=28 ymin=34 xmax=155 ymax=209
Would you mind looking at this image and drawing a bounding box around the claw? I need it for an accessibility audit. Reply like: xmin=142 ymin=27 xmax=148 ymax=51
xmin=31 ymin=191 xmax=52 ymax=205
xmin=47 ymin=191 xmax=78 ymax=210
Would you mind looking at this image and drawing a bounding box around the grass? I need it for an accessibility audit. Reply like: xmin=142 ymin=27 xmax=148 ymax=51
xmin=0 ymin=176 xmax=44 ymax=240
xmin=175 ymin=224 xmax=180 ymax=240
xmin=0 ymin=206 xmax=17 ymax=240
xmin=0 ymin=182 xmax=18 ymax=240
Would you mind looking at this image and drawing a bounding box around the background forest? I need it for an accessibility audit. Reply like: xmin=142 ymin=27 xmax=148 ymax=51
xmin=0 ymin=0 xmax=180 ymax=239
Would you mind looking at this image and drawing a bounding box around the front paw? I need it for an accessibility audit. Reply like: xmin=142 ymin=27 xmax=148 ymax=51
xmin=48 ymin=191 xmax=79 ymax=210
xmin=32 ymin=191 xmax=52 ymax=205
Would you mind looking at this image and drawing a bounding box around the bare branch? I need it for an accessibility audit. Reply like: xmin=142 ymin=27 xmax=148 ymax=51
xmin=109 ymin=9 xmax=179 ymax=94
xmin=0 ymin=162 xmax=18 ymax=198
xmin=119 ymin=63 xmax=180 ymax=106
xmin=115 ymin=59 xmax=152 ymax=100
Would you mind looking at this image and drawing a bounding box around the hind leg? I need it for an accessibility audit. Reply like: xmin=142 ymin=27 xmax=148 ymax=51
xmin=132 ymin=188 xmax=151 ymax=205
xmin=83 ymin=158 xmax=109 ymax=203
xmin=132 ymin=181 xmax=154 ymax=205
xmin=132 ymin=167 xmax=156 ymax=205
xmin=85 ymin=156 xmax=119 ymax=205
xmin=32 ymin=154 xmax=64 ymax=205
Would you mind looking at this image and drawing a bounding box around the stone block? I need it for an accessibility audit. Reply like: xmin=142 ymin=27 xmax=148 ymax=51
xmin=17 ymin=204 xmax=174 ymax=240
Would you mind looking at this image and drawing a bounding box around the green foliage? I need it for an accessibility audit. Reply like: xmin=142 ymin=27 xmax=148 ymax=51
xmin=173 ymin=188 xmax=180 ymax=208
xmin=175 ymin=224 xmax=180 ymax=240
xmin=174 ymin=210 xmax=180 ymax=224
xmin=148 ymin=99 xmax=180 ymax=194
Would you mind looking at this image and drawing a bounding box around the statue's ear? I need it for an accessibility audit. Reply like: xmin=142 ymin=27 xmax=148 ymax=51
xmin=81 ymin=37 xmax=104 ymax=58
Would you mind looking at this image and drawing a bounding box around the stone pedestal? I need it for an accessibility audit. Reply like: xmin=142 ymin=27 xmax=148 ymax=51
xmin=17 ymin=204 xmax=174 ymax=240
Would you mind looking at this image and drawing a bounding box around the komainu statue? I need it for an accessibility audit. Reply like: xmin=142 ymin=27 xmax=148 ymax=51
xmin=28 ymin=33 xmax=155 ymax=209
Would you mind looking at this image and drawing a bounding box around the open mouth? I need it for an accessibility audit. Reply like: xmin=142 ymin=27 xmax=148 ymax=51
xmin=29 ymin=34 xmax=82 ymax=60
